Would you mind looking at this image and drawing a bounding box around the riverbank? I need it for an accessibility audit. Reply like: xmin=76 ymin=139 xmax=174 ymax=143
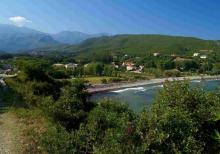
xmin=88 ymin=75 xmax=220 ymax=93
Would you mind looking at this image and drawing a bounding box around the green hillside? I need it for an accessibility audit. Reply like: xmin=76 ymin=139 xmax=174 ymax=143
xmin=56 ymin=34 xmax=220 ymax=56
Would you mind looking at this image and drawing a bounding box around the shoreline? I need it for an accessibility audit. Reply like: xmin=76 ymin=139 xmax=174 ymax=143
xmin=87 ymin=75 xmax=220 ymax=93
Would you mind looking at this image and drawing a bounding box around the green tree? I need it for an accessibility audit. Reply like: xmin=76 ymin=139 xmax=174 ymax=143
xmin=178 ymin=60 xmax=200 ymax=71
xmin=141 ymin=81 xmax=220 ymax=153
xmin=52 ymin=79 xmax=94 ymax=131
xmin=71 ymin=99 xmax=140 ymax=153
xmin=84 ymin=62 xmax=104 ymax=76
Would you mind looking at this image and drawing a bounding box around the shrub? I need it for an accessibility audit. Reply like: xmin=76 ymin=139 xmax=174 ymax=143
xmin=101 ymin=78 xmax=107 ymax=84
xmin=52 ymin=79 xmax=95 ymax=130
xmin=109 ymin=77 xmax=122 ymax=83
xmin=164 ymin=69 xmax=181 ymax=77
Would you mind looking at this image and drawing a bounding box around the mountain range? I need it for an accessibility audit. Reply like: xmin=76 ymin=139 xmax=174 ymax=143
xmin=0 ymin=24 xmax=107 ymax=52
xmin=0 ymin=24 xmax=220 ymax=57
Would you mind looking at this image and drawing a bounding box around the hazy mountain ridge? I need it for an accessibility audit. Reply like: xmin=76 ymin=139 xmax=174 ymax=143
xmin=0 ymin=24 xmax=109 ymax=52
xmin=52 ymin=31 xmax=108 ymax=44
xmin=0 ymin=24 xmax=58 ymax=52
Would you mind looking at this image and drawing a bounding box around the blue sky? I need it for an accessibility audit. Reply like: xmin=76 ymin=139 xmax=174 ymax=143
xmin=0 ymin=0 xmax=220 ymax=39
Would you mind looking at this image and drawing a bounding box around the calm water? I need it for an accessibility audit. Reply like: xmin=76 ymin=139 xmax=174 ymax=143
xmin=92 ymin=79 xmax=220 ymax=112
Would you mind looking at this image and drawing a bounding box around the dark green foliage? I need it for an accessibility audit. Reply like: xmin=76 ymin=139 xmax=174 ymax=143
xmin=212 ymin=63 xmax=220 ymax=74
xmin=84 ymin=62 xmax=104 ymax=76
xmin=177 ymin=60 xmax=200 ymax=71
xmin=103 ymin=65 xmax=117 ymax=76
xmin=47 ymin=68 xmax=70 ymax=79
xmin=164 ymin=69 xmax=181 ymax=77
xmin=70 ymin=100 xmax=140 ymax=153
xmin=0 ymin=53 xmax=13 ymax=59
xmin=144 ymin=81 xmax=220 ymax=153
xmin=91 ymin=51 xmax=113 ymax=63
xmin=52 ymin=79 xmax=95 ymax=131
xmin=6 ymin=58 xmax=61 ymax=106
xmin=41 ymin=126 xmax=76 ymax=154
xmin=157 ymin=59 xmax=175 ymax=70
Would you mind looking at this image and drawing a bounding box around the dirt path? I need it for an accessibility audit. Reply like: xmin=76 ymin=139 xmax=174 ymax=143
xmin=0 ymin=112 xmax=22 ymax=154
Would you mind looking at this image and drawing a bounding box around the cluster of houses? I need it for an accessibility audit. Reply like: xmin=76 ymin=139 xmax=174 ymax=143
xmin=153 ymin=52 xmax=207 ymax=59
xmin=119 ymin=51 xmax=209 ymax=72
xmin=53 ymin=50 xmax=210 ymax=73
xmin=192 ymin=52 xmax=207 ymax=59
xmin=122 ymin=61 xmax=144 ymax=73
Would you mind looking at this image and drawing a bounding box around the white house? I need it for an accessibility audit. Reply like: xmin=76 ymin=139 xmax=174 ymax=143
xmin=193 ymin=53 xmax=200 ymax=57
xmin=65 ymin=63 xmax=78 ymax=69
xmin=153 ymin=52 xmax=160 ymax=56
xmin=200 ymin=55 xmax=207 ymax=59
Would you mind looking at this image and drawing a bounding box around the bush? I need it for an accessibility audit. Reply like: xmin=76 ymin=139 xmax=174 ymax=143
xmin=41 ymin=126 xmax=76 ymax=154
xmin=70 ymin=99 xmax=139 ymax=153
xmin=52 ymin=79 xmax=95 ymax=130
xmin=48 ymin=69 xmax=69 ymax=79
xmin=109 ymin=77 xmax=122 ymax=83
xmin=101 ymin=78 xmax=107 ymax=84
xmin=144 ymin=81 xmax=220 ymax=153
xmin=164 ymin=69 xmax=181 ymax=77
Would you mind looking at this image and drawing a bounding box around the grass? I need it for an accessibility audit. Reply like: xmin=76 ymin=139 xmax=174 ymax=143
xmin=0 ymin=87 xmax=50 ymax=153
xmin=11 ymin=108 xmax=50 ymax=153
xmin=82 ymin=76 xmax=115 ymax=84
xmin=71 ymin=73 xmax=154 ymax=84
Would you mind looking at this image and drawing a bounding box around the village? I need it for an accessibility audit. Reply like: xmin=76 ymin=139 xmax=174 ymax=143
xmin=0 ymin=49 xmax=214 ymax=87
xmin=52 ymin=50 xmax=209 ymax=74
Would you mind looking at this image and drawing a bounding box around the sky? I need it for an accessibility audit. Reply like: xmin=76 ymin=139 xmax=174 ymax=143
xmin=0 ymin=0 xmax=220 ymax=39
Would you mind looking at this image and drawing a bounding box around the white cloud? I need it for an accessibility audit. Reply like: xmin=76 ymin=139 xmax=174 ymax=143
xmin=9 ymin=16 xmax=31 ymax=27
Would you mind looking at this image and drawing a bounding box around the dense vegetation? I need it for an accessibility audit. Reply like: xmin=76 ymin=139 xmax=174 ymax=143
xmin=49 ymin=34 xmax=220 ymax=57
xmin=2 ymin=58 xmax=220 ymax=153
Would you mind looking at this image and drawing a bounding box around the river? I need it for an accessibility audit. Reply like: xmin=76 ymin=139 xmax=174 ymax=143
xmin=92 ymin=79 xmax=220 ymax=112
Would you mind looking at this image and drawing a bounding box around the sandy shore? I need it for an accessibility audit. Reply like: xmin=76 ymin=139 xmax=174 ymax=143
xmin=88 ymin=75 xmax=220 ymax=93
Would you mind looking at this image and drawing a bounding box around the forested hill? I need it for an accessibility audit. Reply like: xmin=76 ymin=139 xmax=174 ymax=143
xmin=52 ymin=34 xmax=220 ymax=56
